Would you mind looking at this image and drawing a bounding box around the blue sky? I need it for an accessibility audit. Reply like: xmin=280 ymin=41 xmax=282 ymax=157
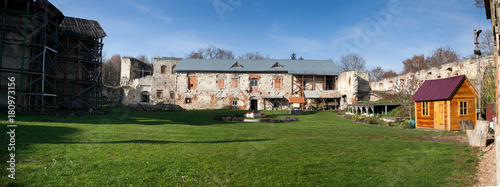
xmin=53 ymin=0 xmax=489 ymax=72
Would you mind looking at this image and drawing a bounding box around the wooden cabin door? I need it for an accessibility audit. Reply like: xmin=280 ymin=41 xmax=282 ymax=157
xmin=434 ymin=101 xmax=445 ymax=130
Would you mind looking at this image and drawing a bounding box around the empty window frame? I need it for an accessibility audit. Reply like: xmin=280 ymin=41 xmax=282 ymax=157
xmin=141 ymin=92 xmax=150 ymax=103
xmin=161 ymin=65 xmax=167 ymax=74
xmin=169 ymin=91 xmax=175 ymax=99
xmin=157 ymin=90 xmax=163 ymax=98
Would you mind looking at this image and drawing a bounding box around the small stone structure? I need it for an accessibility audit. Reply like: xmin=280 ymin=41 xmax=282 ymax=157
xmin=120 ymin=57 xmax=181 ymax=105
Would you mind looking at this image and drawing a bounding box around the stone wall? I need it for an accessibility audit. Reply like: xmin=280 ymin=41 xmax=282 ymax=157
xmin=120 ymin=57 xmax=181 ymax=105
xmin=175 ymin=72 xmax=292 ymax=110
xmin=368 ymin=55 xmax=494 ymax=101
xmin=337 ymin=71 xmax=370 ymax=108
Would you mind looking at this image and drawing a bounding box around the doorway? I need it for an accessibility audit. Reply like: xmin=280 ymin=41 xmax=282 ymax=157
xmin=250 ymin=99 xmax=258 ymax=111
xmin=434 ymin=101 xmax=445 ymax=130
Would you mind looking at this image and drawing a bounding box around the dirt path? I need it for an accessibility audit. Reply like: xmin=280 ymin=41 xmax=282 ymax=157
xmin=474 ymin=139 xmax=496 ymax=186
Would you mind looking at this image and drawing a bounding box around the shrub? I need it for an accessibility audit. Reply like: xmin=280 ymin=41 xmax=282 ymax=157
xmin=233 ymin=117 xmax=244 ymax=121
xmin=283 ymin=117 xmax=298 ymax=122
xmin=259 ymin=118 xmax=271 ymax=123
xmin=213 ymin=115 xmax=223 ymax=121
xmin=270 ymin=118 xmax=283 ymax=123
xmin=223 ymin=116 xmax=232 ymax=121
xmin=366 ymin=118 xmax=377 ymax=124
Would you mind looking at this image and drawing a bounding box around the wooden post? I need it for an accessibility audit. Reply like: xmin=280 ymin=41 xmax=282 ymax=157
xmin=324 ymin=76 xmax=326 ymax=90
xmin=313 ymin=75 xmax=315 ymax=91
xmin=496 ymin=119 xmax=500 ymax=185
xmin=385 ymin=105 xmax=388 ymax=115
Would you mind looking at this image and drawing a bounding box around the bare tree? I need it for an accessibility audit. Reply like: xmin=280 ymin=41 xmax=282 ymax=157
xmin=186 ymin=45 xmax=235 ymax=59
xmin=238 ymin=52 xmax=269 ymax=59
xmin=474 ymin=0 xmax=484 ymax=8
xmin=381 ymin=70 xmax=398 ymax=78
xmin=402 ymin=54 xmax=428 ymax=74
xmin=427 ymin=46 xmax=460 ymax=67
xmin=385 ymin=75 xmax=423 ymax=120
xmin=136 ymin=54 xmax=149 ymax=63
xmin=102 ymin=54 xmax=121 ymax=86
xmin=479 ymin=29 xmax=493 ymax=55
xmin=369 ymin=66 xmax=385 ymax=81
xmin=337 ymin=53 xmax=366 ymax=72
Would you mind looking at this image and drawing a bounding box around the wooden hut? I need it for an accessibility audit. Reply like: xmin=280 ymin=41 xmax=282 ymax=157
xmin=411 ymin=75 xmax=477 ymax=131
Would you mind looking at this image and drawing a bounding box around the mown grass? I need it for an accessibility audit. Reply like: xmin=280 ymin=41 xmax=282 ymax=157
xmin=0 ymin=108 xmax=477 ymax=186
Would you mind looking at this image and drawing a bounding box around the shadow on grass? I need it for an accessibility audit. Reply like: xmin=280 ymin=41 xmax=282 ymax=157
xmin=16 ymin=108 xmax=322 ymax=126
xmin=59 ymin=139 xmax=274 ymax=144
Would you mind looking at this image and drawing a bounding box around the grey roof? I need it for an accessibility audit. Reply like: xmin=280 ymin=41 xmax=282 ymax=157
xmin=174 ymin=59 xmax=341 ymax=75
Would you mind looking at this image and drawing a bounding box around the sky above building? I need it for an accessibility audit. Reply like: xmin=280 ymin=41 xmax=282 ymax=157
xmin=53 ymin=0 xmax=488 ymax=72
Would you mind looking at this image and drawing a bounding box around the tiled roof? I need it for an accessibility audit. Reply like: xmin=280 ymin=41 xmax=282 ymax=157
xmin=411 ymin=75 xmax=467 ymax=101
xmin=174 ymin=59 xmax=341 ymax=76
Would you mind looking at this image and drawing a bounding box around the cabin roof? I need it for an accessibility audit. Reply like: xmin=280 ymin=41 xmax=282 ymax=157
xmin=411 ymin=75 xmax=473 ymax=101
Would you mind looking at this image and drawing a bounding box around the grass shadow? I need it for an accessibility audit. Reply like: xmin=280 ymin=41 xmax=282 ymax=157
xmin=59 ymin=139 xmax=274 ymax=145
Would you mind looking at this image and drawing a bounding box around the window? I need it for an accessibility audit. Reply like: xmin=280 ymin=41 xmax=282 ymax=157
xmin=218 ymin=79 xmax=225 ymax=88
xmin=161 ymin=65 xmax=167 ymax=74
xmin=169 ymin=91 xmax=174 ymax=99
xmin=274 ymin=78 xmax=281 ymax=89
xmin=422 ymin=102 xmax=429 ymax=116
xmin=188 ymin=76 xmax=196 ymax=90
xmin=232 ymin=100 xmax=238 ymax=106
xmin=157 ymin=90 xmax=163 ymax=98
xmin=250 ymin=79 xmax=258 ymax=87
xmin=460 ymin=101 xmax=468 ymax=115
xmin=232 ymin=78 xmax=238 ymax=88
xmin=185 ymin=98 xmax=191 ymax=104
xmin=171 ymin=65 xmax=176 ymax=74
xmin=141 ymin=92 xmax=150 ymax=103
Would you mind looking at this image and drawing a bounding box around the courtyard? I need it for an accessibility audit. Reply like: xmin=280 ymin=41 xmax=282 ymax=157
xmin=0 ymin=109 xmax=477 ymax=186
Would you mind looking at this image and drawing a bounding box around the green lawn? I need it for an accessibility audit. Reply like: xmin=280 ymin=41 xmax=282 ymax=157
xmin=0 ymin=109 xmax=477 ymax=186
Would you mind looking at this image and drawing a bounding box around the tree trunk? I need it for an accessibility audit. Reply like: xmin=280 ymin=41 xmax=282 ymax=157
xmin=466 ymin=120 xmax=490 ymax=147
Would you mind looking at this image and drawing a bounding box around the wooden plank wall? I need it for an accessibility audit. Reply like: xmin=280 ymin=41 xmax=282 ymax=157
xmin=415 ymin=101 xmax=435 ymax=129
xmin=449 ymin=81 xmax=477 ymax=131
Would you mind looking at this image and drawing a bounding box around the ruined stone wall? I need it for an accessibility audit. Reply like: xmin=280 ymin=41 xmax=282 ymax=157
xmin=337 ymin=71 xmax=370 ymax=108
xmin=175 ymin=72 xmax=293 ymax=110
xmin=120 ymin=57 xmax=181 ymax=105
xmin=120 ymin=57 xmax=153 ymax=86
xmin=368 ymin=55 xmax=494 ymax=101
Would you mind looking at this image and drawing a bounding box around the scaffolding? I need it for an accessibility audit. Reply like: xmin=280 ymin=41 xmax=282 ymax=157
xmin=1 ymin=0 xmax=106 ymax=112
xmin=0 ymin=0 xmax=63 ymax=112
xmin=57 ymin=17 xmax=106 ymax=110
